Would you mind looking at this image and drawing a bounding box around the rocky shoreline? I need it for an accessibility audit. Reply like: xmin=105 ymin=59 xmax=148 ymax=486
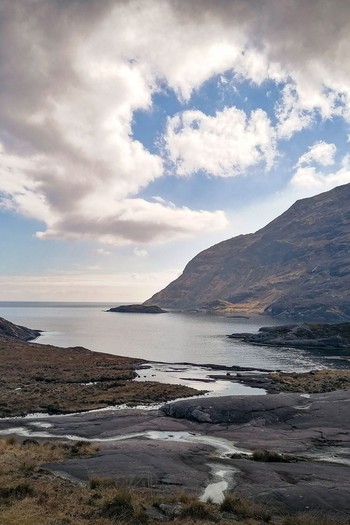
xmin=228 ymin=321 xmax=350 ymax=351
xmin=0 ymin=315 xmax=41 ymax=341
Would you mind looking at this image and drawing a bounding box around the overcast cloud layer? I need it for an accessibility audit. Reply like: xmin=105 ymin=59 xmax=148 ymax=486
xmin=1 ymin=0 xmax=350 ymax=246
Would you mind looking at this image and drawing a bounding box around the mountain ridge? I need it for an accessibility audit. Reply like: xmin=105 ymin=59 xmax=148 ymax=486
xmin=145 ymin=183 xmax=350 ymax=321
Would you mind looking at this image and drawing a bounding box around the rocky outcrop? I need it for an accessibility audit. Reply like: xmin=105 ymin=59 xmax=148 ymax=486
xmin=161 ymin=389 xmax=350 ymax=425
xmin=107 ymin=304 xmax=167 ymax=314
xmin=145 ymin=183 xmax=350 ymax=321
xmin=0 ymin=317 xmax=41 ymax=341
xmin=228 ymin=322 xmax=350 ymax=351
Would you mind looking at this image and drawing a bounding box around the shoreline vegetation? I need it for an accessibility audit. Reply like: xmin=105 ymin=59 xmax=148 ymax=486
xmin=2 ymin=316 xmax=350 ymax=417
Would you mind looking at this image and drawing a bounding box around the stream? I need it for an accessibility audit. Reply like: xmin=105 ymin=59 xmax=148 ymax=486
xmin=0 ymin=425 xmax=248 ymax=503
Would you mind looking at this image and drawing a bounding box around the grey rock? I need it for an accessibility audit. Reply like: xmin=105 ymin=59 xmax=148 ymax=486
xmin=158 ymin=503 xmax=183 ymax=517
xmin=229 ymin=321 xmax=350 ymax=351
xmin=0 ymin=317 xmax=41 ymax=341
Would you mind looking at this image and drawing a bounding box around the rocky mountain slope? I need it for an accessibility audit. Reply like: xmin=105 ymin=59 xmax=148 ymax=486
xmin=146 ymin=183 xmax=350 ymax=321
xmin=0 ymin=317 xmax=41 ymax=341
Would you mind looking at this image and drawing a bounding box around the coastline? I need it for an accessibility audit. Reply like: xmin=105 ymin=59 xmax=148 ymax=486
xmin=0 ymin=334 xmax=204 ymax=418
xmin=2 ymin=317 xmax=350 ymax=520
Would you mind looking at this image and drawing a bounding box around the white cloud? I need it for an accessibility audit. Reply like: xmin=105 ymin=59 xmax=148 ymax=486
xmin=96 ymin=248 xmax=111 ymax=256
xmin=2 ymin=0 xmax=350 ymax=248
xmin=297 ymin=141 xmax=336 ymax=167
xmin=291 ymin=154 xmax=350 ymax=191
xmin=276 ymin=84 xmax=314 ymax=139
xmin=0 ymin=0 xmax=237 ymax=244
xmin=165 ymin=107 xmax=276 ymax=176
xmin=35 ymin=197 xmax=228 ymax=245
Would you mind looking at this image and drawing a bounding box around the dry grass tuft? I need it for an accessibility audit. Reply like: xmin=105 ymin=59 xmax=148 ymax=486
xmin=220 ymin=492 xmax=273 ymax=521
xmin=99 ymin=489 xmax=134 ymax=520
xmin=180 ymin=500 xmax=216 ymax=520
xmin=270 ymin=370 xmax=350 ymax=393
xmin=251 ymin=449 xmax=305 ymax=463
xmin=282 ymin=511 xmax=349 ymax=525
xmin=0 ymin=437 xmax=347 ymax=525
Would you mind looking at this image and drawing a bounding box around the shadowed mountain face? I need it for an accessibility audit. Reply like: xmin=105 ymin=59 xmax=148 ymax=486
xmin=146 ymin=183 xmax=350 ymax=321
xmin=0 ymin=317 xmax=41 ymax=341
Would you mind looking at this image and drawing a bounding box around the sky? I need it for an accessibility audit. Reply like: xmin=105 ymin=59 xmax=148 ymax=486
xmin=1 ymin=0 xmax=350 ymax=302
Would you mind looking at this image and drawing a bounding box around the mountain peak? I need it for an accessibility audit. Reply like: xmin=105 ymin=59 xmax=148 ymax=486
xmin=145 ymin=184 xmax=350 ymax=322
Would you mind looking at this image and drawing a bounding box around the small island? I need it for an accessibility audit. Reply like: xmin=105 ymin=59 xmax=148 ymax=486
xmin=107 ymin=304 xmax=167 ymax=314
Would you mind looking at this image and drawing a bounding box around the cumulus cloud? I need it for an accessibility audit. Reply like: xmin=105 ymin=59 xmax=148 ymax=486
xmin=297 ymin=141 xmax=337 ymax=167
xmin=1 ymin=0 xmax=350 ymax=246
xmin=35 ymin=198 xmax=228 ymax=244
xmin=0 ymin=0 xmax=232 ymax=244
xmin=291 ymin=154 xmax=350 ymax=191
xmin=165 ymin=107 xmax=276 ymax=176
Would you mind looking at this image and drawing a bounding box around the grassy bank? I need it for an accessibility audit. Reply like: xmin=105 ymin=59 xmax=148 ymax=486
xmin=0 ymin=336 xmax=202 ymax=417
xmin=269 ymin=369 xmax=350 ymax=393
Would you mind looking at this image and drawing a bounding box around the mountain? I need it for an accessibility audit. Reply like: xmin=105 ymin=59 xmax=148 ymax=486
xmin=0 ymin=317 xmax=41 ymax=341
xmin=146 ymin=183 xmax=350 ymax=322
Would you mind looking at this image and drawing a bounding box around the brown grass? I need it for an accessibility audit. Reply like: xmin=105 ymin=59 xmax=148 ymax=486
xmin=0 ymin=335 xmax=202 ymax=417
xmin=0 ymin=438 xmax=347 ymax=525
xmin=269 ymin=370 xmax=350 ymax=393
xmin=220 ymin=493 xmax=273 ymax=521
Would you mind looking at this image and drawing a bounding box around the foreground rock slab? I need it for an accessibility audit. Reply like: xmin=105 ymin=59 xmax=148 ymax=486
xmin=2 ymin=390 xmax=350 ymax=517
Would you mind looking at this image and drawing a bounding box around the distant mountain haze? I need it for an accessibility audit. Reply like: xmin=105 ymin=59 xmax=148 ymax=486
xmin=145 ymin=183 xmax=350 ymax=322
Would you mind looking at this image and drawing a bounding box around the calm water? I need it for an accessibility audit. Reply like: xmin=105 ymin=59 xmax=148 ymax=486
xmin=0 ymin=301 xmax=344 ymax=373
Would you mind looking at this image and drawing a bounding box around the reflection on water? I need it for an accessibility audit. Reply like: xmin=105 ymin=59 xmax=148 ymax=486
xmin=0 ymin=301 xmax=342 ymax=372
xmin=136 ymin=362 xmax=266 ymax=396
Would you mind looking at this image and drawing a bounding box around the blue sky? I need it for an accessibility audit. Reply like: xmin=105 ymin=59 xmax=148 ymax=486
xmin=1 ymin=0 xmax=350 ymax=301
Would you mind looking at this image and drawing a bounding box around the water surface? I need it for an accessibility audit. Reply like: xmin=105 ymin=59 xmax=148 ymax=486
xmin=0 ymin=301 xmax=340 ymax=372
